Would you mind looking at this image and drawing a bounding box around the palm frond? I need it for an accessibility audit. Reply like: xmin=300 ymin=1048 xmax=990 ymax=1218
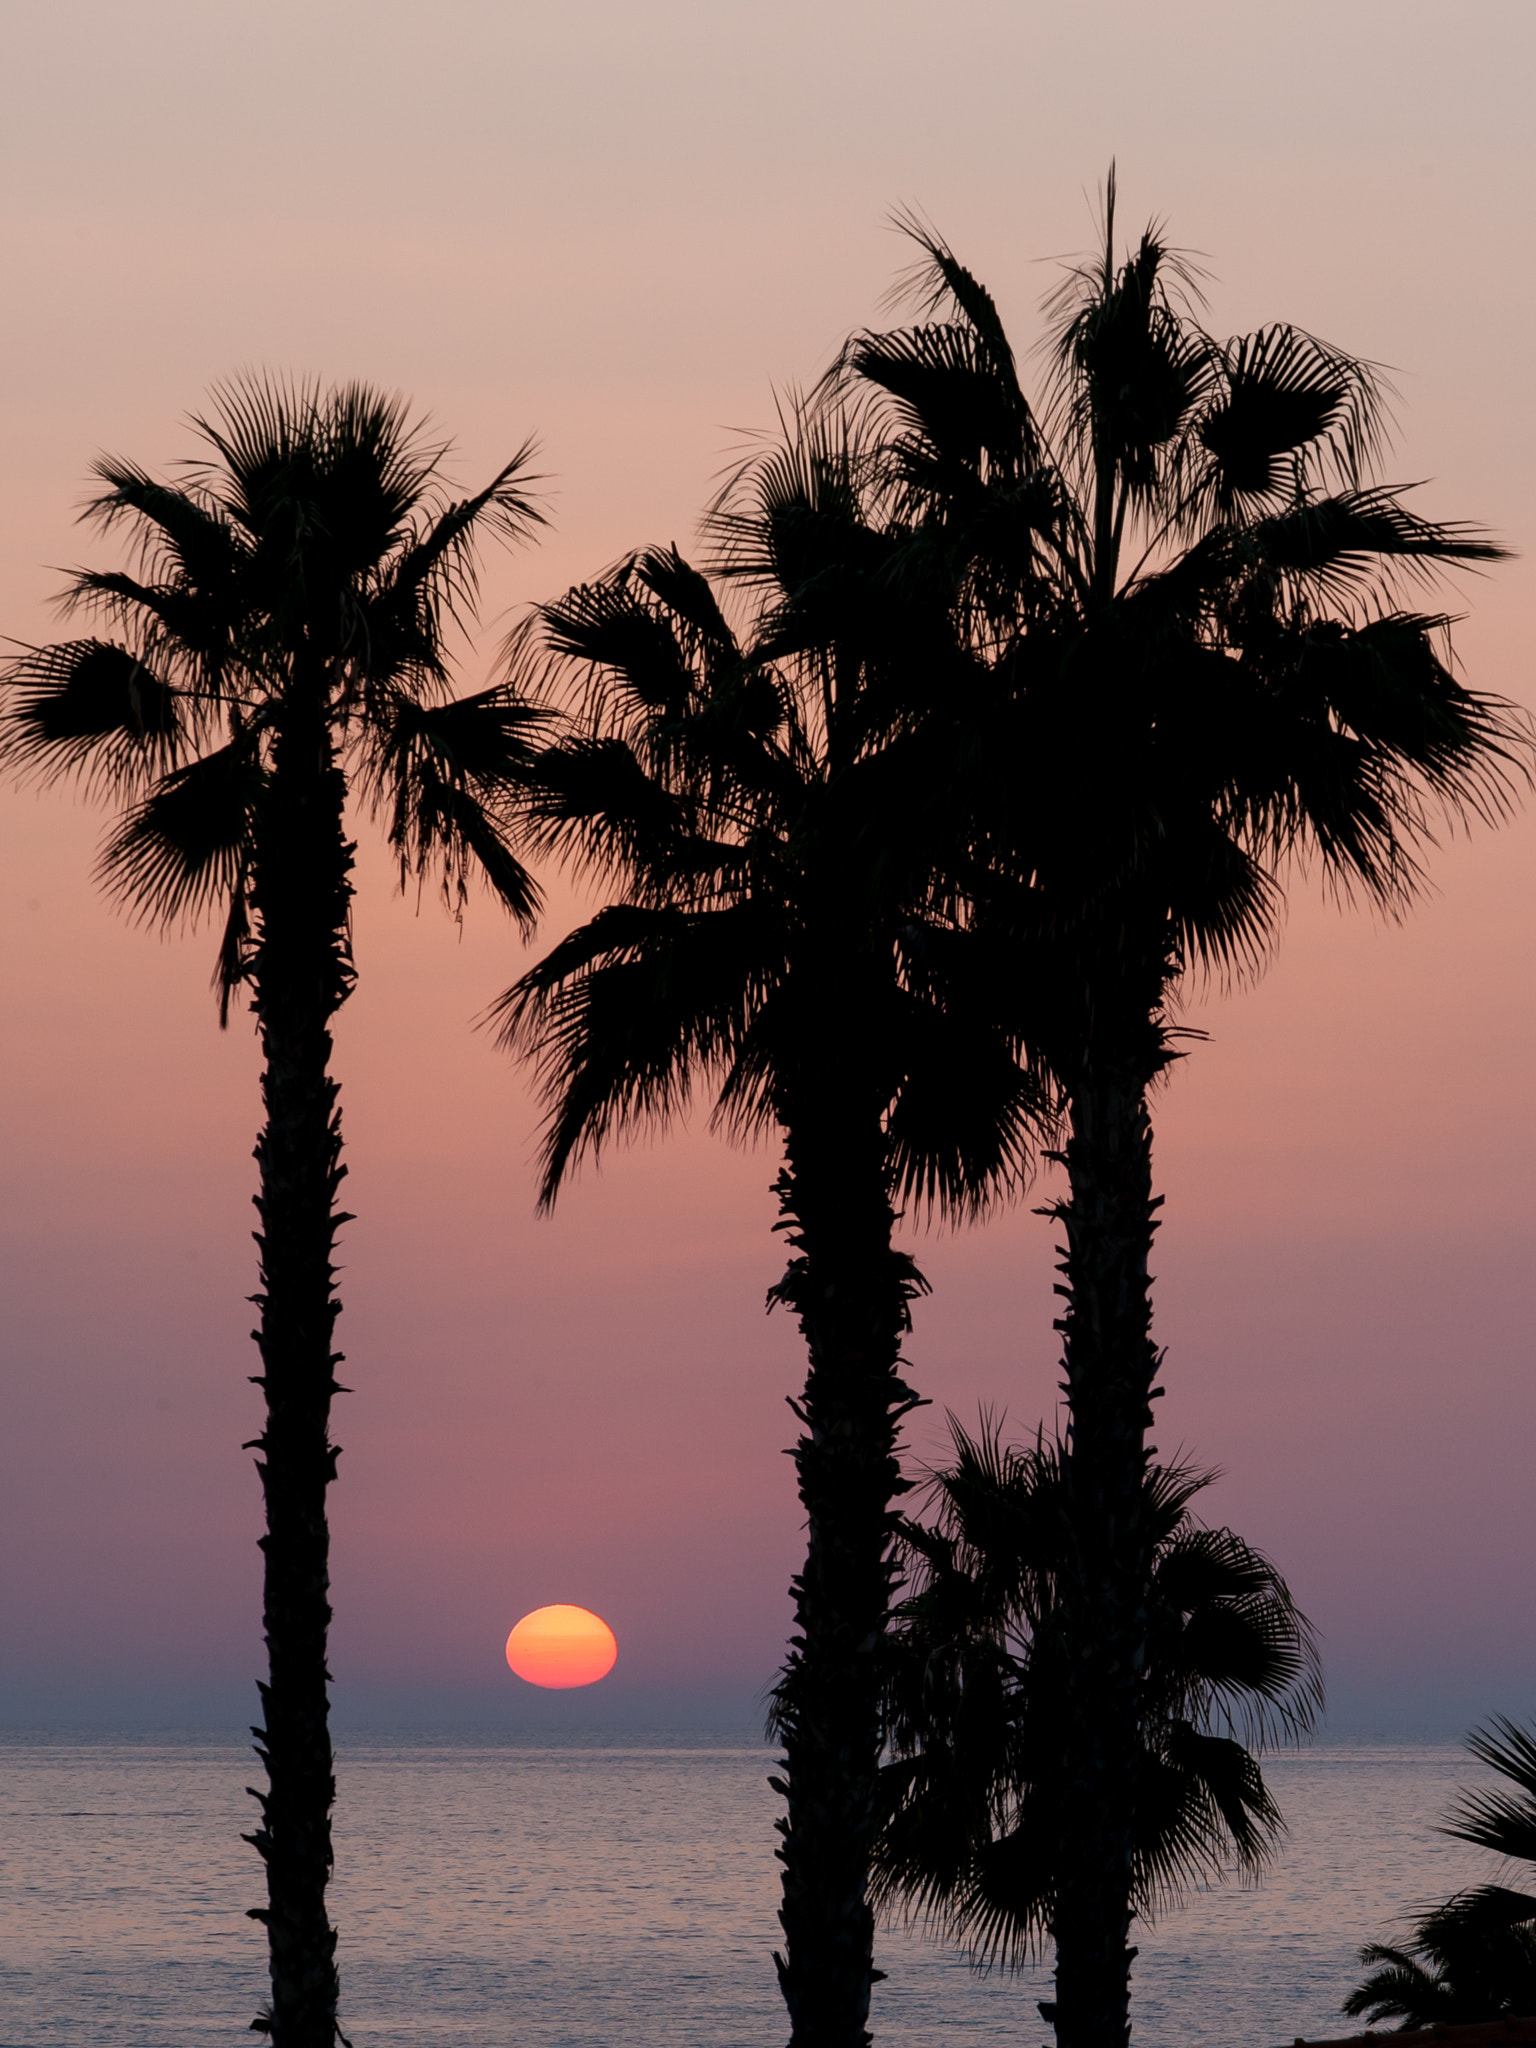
xmin=1166 ymin=824 xmax=1285 ymax=982
xmin=1152 ymin=1529 xmax=1323 ymax=1748
xmin=1447 ymin=1719 xmax=1536 ymax=1865
xmin=1427 ymin=1886 xmax=1536 ymax=1935
xmin=1044 ymin=187 xmax=1215 ymax=510
xmin=370 ymin=683 xmax=547 ymax=931
xmin=1346 ymin=1720 xmax=1536 ymax=2028
xmin=95 ymin=736 xmax=262 ymax=929
xmin=1252 ymin=487 xmax=1506 ymax=598
xmin=873 ymin=1417 xmax=1318 ymax=1966
xmin=0 ymin=639 xmax=185 ymax=792
xmin=848 ymin=323 xmax=1038 ymax=482
xmin=631 ymin=544 xmax=737 ymax=653
xmin=1246 ymin=612 xmax=1530 ymax=903
xmin=882 ymin=938 xmax=1059 ymax=1220
xmin=1131 ymin=1731 xmax=1269 ymax=1915
xmin=520 ymin=734 xmax=711 ymax=890
xmin=1342 ymin=1943 xmax=1458 ymax=2028
xmin=709 ymin=397 xmax=883 ymax=595
xmin=541 ymin=572 xmax=699 ymax=728
xmin=186 ymin=372 xmax=323 ymax=523
xmin=379 ymin=436 xmax=547 ymax=644
xmin=1344 ymin=1898 xmax=1536 ymax=2029
xmin=81 ymin=457 xmax=249 ymax=600
xmin=1186 ymin=325 xmax=1392 ymax=524
xmin=884 ymin=208 xmax=1022 ymax=391
xmin=490 ymin=900 xmax=776 ymax=1207
xmin=66 ymin=570 xmax=245 ymax=698
xmin=190 ymin=374 xmax=434 ymax=557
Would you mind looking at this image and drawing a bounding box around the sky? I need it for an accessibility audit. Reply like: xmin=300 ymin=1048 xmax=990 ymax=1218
xmin=1 ymin=0 xmax=1533 ymax=1736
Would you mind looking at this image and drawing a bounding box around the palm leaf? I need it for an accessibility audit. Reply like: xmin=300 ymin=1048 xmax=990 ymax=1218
xmin=68 ymin=571 xmax=246 ymax=696
xmin=1253 ymin=487 xmax=1505 ymax=595
xmin=214 ymin=850 xmax=255 ymax=1026
xmin=848 ymin=324 xmax=1040 ymax=484
xmin=1342 ymin=1944 xmax=1457 ymax=2027
xmin=0 ymin=639 xmax=184 ymax=791
xmin=885 ymin=209 xmax=1023 ymax=394
xmin=96 ymin=736 xmax=261 ymax=928
xmin=522 ymin=734 xmax=727 ymax=890
xmin=81 ymin=458 xmax=249 ymax=598
xmin=1240 ymin=612 xmax=1527 ymax=902
xmin=882 ymin=959 xmax=1056 ymax=1221
xmin=1344 ymin=1720 xmax=1536 ymax=2028
xmin=379 ymin=437 xmax=546 ymax=641
xmin=541 ymin=574 xmax=698 ymax=728
xmin=1447 ymin=1719 xmax=1536 ymax=1865
xmin=631 ymin=544 xmax=737 ymax=655
xmin=492 ymin=900 xmax=778 ymax=1207
xmin=1046 ymin=201 xmax=1214 ymax=503
xmin=371 ymin=684 xmax=547 ymax=930
xmin=1192 ymin=325 xmax=1391 ymax=517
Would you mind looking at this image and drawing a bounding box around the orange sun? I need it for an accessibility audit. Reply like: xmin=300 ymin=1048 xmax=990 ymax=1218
xmin=505 ymin=1604 xmax=618 ymax=1689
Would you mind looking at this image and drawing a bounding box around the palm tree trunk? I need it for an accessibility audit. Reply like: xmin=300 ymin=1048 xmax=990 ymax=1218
xmin=1050 ymin=1056 xmax=1161 ymax=2048
xmin=769 ymin=1090 xmax=925 ymax=2048
xmin=244 ymin=694 xmax=355 ymax=2048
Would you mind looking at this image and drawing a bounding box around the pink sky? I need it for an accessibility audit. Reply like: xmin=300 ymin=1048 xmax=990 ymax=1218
xmin=2 ymin=0 xmax=1533 ymax=1732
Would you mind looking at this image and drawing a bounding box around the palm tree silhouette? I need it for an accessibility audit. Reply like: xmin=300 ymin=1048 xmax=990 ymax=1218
xmin=870 ymin=1416 xmax=1320 ymax=1995
xmin=498 ymin=414 xmax=1051 ymax=2048
xmin=835 ymin=176 xmax=1528 ymax=2048
xmin=1345 ymin=1719 xmax=1536 ymax=2029
xmin=0 ymin=379 xmax=544 ymax=2047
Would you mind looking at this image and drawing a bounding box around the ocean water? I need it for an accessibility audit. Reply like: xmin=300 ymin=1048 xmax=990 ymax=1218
xmin=0 ymin=1733 xmax=1498 ymax=2048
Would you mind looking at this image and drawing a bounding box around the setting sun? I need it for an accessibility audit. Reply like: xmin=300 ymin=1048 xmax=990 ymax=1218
xmin=505 ymin=1605 xmax=618 ymax=1689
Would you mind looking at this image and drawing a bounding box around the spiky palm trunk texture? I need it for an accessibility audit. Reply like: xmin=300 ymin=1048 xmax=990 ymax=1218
xmin=770 ymin=1049 xmax=925 ymax=2048
xmin=1049 ymin=1049 xmax=1163 ymax=2048
xmin=244 ymin=689 xmax=355 ymax=2048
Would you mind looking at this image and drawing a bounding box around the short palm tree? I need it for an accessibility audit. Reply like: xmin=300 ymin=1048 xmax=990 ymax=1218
xmin=871 ymin=1416 xmax=1321 ymax=1991
xmin=498 ymin=418 xmax=1050 ymax=2048
xmin=836 ymin=180 xmax=1528 ymax=2048
xmin=1345 ymin=1719 xmax=1536 ymax=2029
xmin=0 ymin=379 xmax=544 ymax=2047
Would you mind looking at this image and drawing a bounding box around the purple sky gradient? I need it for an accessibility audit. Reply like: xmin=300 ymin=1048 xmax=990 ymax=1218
xmin=1 ymin=0 xmax=1533 ymax=1733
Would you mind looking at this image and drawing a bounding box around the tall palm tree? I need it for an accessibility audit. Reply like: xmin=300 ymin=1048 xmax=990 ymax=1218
xmin=0 ymin=379 xmax=544 ymax=2047
xmin=498 ymin=418 xmax=1050 ymax=2048
xmin=870 ymin=1417 xmax=1320 ymax=1994
xmin=1344 ymin=1719 xmax=1536 ymax=2029
xmin=834 ymin=178 xmax=1528 ymax=2048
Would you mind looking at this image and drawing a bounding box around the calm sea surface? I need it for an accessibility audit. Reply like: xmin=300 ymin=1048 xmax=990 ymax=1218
xmin=0 ymin=1734 xmax=1498 ymax=2048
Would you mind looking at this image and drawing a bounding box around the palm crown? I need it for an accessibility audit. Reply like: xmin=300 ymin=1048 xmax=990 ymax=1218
xmin=0 ymin=378 xmax=545 ymax=988
xmin=1345 ymin=1719 xmax=1536 ymax=2030
xmin=872 ymin=1419 xmax=1322 ymax=1971
xmin=499 ymin=413 xmax=1045 ymax=1213
xmin=843 ymin=184 xmax=1523 ymax=1047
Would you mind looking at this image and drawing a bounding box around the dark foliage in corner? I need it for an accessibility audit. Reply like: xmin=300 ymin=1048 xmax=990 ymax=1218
xmin=1346 ymin=1720 xmax=1536 ymax=2030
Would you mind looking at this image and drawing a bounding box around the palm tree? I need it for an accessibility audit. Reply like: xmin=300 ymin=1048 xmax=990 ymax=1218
xmin=870 ymin=1416 xmax=1320 ymax=1999
xmin=1344 ymin=1719 xmax=1536 ymax=2029
xmin=497 ymin=417 xmax=1050 ymax=2048
xmin=0 ymin=379 xmax=544 ymax=2047
xmin=834 ymin=178 xmax=1528 ymax=2048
